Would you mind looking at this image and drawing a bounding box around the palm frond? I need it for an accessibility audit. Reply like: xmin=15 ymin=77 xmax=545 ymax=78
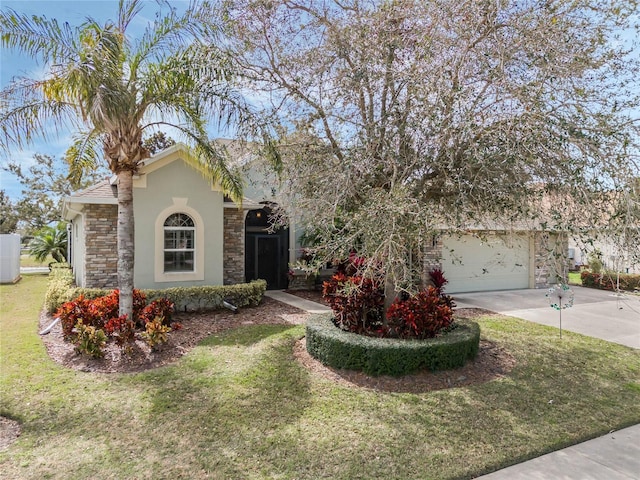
xmin=0 ymin=77 xmax=80 ymax=150
xmin=128 ymin=1 xmax=203 ymax=81
xmin=65 ymin=130 xmax=103 ymax=186
xmin=0 ymin=8 xmax=76 ymax=64
xmin=28 ymin=223 xmax=68 ymax=263
xmin=118 ymin=0 xmax=144 ymax=33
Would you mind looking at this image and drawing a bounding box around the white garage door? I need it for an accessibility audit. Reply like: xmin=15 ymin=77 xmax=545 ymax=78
xmin=441 ymin=234 xmax=531 ymax=293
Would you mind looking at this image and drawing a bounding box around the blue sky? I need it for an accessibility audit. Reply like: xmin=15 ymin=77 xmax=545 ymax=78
xmin=0 ymin=0 xmax=190 ymax=199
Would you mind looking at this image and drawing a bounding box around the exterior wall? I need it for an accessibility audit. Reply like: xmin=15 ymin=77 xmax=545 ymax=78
xmin=422 ymin=235 xmax=444 ymax=286
xmin=568 ymin=235 xmax=640 ymax=274
xmin=534 ymin=232 xmax=568 ymax=287
xmin=223 ymin=208 xmax=245 ymax=284
xmin=133 ymin=158 xmax=225 ymax=289
xmin=70 ymin=213 xmax=86 ymax=287
xmin=83 ymin=203 xmax=118 ymax=288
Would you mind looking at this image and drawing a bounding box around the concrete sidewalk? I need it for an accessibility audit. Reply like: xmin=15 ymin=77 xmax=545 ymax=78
xmin=264 ymin=290 xmax=331 ymax=314
xmin=476 ymin=424 xmax=640 ymax=479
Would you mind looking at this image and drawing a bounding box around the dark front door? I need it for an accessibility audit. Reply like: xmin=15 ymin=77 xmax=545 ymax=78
xmin=245 ymin=232 xmax=289 ymax=290
xmin=245 ymin=207 xmax=290 ymax=290
xmin=256 ymin=235 xmax=280 ymax=288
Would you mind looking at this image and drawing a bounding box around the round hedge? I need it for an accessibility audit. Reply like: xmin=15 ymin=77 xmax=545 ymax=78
xmin=306 ymin=314 xmax=480 ymax=377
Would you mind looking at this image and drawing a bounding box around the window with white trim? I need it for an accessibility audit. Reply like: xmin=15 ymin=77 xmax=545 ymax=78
xmin=163 ymin=213 xmax=195 ymax=272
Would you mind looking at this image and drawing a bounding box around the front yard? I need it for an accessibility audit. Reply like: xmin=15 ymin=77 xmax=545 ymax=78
xmin=1 ymin=275 xmax=639 ymax=479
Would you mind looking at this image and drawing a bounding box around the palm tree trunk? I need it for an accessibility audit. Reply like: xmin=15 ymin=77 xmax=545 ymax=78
xmin=117 ymin=170 xmax=135 ymax=319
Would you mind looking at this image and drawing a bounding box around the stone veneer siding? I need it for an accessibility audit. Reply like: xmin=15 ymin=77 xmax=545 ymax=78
xmin=534 ymin=231 xmax=568 ymax=288
xmin=422 ymin=235 xmax=444 ymax=285
xmin=223 ymin=208 xmax=245 ymax=284
xmin=83 ymin=203 xmax=118 ymax=288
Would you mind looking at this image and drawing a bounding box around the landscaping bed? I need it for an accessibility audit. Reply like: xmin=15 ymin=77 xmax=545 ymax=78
xmin=306 ymin=314 xmax=481 ymax=376
xmin=38 ymin=294 xmax=511 ymax=392
xmin=39 ymin=296 xmax=307 ymax=373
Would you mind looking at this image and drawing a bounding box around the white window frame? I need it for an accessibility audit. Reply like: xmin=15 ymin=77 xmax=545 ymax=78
xmin=154 ymin=199 xmax=204 ymax=283
xmin=163 ymin=213 xmax=196 ymax=273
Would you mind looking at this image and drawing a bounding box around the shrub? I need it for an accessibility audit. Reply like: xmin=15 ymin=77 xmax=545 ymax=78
xmin=104 ymin=315 xmax=136 ymax=349
xmin=45 ymin=265 xmax=266 ymax=314
xmin=44 ymin=264 xmax=75 ymax=313
xmin=322 ymin=273 xmax=385 ymax=334
xmin=144 ymin=280 xmax=266 ymax=312
xmin=73 ymin=319 xmax=107 ymax=358
xmin=323 ymin=268 xmax=458 ymax=338
xmin=139 ymin=298 xmax=175 ymax=327
xmin=386 ymin=286 xmax=454 ymax=339
xmin=141 ymin=317 xmax=172 ymax=350
xmin=587 ymin=251 xmax=603 ymax=274
xmin=55 ymin=289 xmax=173 ymax=352
xmin=56 ymin=295 xmax=94 ymax=339
xmin=429 ymin=268 xmax=456 ymax=310
xmin=306 ymin=314 xmax=480 ymax=376
xmin=581 ymin=270 xmax=640 ymax=292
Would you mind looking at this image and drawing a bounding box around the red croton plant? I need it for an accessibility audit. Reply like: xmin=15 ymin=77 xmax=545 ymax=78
xmin=55 ymin=289 xmax=178 ymax=352
xmin=323 ymin=263 xmax=456 ymax=339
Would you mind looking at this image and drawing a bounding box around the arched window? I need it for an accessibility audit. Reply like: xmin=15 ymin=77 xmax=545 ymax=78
xmin=163 ymin=213 xmax=195 ymax=272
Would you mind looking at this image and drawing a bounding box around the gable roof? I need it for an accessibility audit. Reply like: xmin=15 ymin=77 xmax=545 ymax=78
xmin=66 ymin=178 xmax=118 ymax=204
xmin=61 ymin=142 xmax=263 ymax=220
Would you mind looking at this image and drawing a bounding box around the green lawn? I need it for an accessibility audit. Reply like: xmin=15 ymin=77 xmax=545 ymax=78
xmin=19 ymin=254 xmax=55 ymax=268
xmin=1 ymin=276 xmax=639 ymax=479
xmin=568 ymin=271 xmax=582 ymax=285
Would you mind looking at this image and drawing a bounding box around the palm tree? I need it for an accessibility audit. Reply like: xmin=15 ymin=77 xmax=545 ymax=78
xmin=28 ymin=223 xmax=68 ymax=264
xmin=0 ymin=0 xmax=274 ymax=318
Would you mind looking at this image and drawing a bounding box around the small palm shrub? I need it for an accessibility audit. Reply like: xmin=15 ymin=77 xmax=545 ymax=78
xmin=28 ymin=222 xmax=68 ymax=263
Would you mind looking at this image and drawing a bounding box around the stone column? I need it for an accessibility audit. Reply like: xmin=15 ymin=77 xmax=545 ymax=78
xmin=223 ymin=208 xmax=245 ymax=284
xmin=83 ymin=204 xmax=118 ymax=288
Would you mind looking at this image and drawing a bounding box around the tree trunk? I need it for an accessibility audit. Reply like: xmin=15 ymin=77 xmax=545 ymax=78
xmin=117 ymin=170 xmax=135 ymax=319
xmin=383 ymin=273 xmax=396 ymax=325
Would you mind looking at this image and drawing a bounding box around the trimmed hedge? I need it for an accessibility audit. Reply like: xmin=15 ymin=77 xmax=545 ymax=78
xmin=580 ymin=270 xmax=640 ymax=292
xmin=306 ymin=314 xmax=480 ymax=377
xmin=44 ymin=264 xmax=267 ymax=313
xmin=43 ymin=264 xmax=75 ymax=313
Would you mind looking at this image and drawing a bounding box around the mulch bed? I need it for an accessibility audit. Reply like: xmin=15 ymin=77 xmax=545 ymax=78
xmin=38 ymin=297 xmax=307 ymax=374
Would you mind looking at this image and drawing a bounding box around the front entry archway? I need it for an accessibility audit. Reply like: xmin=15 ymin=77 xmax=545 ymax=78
xmin=245 ymin=206 xmax=289 ymax=290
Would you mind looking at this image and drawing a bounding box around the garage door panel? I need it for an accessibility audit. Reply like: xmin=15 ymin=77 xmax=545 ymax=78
xmin=442 ymin=234 xmax=530 ymax=293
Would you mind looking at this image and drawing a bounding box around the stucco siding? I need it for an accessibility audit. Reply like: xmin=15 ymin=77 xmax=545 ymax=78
xmin=71 ymin=213 xmax=85 ymax=287
xmin=133 ymin=158 xmax=225 ymax=289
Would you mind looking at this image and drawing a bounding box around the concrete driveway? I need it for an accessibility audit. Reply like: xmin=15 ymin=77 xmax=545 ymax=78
xmin=453 ymin=286 xmax=640 ymax=349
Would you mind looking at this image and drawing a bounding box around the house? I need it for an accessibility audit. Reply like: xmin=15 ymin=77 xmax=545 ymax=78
xmin=62 ymin=143 xmax=294 ymax=291
xmin=63 ymin=143 xmax=566 ymax=294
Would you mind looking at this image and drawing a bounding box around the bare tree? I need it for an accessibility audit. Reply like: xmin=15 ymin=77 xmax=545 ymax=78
xmin=218 ymin=0 xmax=640 ymax=304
